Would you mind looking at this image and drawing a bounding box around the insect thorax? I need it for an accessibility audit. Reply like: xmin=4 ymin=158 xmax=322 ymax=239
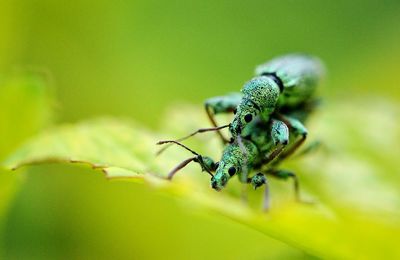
xmin=222 ymin=140 xmax=258 ymax=172
xmin=242 ymin=76 xmax=280 ymax=116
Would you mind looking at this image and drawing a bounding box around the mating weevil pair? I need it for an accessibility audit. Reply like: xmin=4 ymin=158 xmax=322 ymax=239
xmin=157 ymin=54 xmax=324 ymax=209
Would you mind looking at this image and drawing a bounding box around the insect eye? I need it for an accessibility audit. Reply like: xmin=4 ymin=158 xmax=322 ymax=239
xmin=228 ymin=167 xmax=236 ymax=176
xmin=244 ymin=114 xmax=253 ymax=123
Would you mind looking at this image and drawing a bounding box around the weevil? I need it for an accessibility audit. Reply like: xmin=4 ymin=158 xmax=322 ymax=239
xmin=157 ymin=112 xmax=308 ymax=210
xmin=157 ymin=54 xmax=324 ymax=208
xmin=207 ymin=54 xmax=323 ymax=153
xmin=159 ymin=54 xmax=323 ymax=159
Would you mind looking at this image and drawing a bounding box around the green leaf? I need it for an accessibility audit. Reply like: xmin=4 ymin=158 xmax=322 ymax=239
xmin=3 ymin=100 xmax=400 ymax=259
xmin=3 ymin=118 xmax=158 ymax=179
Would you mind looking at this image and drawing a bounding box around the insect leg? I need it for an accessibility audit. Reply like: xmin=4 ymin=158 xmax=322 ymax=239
xmin=156 ymin=124 xmax=229 ymax=156
xmin=263 ymin=181 xmax=270 ymax=211
xmin=265 ymin=169 xmax=300 ymax=201
xmin=247 ymin=172 xmax=270 ymax=211
xmin=157 ymin=92 xmax=241 ymax=156
xmin=250 ymin=172 xmax=267 ymax=189
xmin=273 ymin=115 xmax=308 ymax=164
xmin=204 ymin=92 xmax=242 ymax=143
xmin=293 ymin=140 xmax=321 ymax=158
xmin=261 ymin=119 xmax=289 ymax=164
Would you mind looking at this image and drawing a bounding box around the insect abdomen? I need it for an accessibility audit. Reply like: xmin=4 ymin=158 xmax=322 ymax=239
xmin=255 ymin=54 xmax=324 ymax=107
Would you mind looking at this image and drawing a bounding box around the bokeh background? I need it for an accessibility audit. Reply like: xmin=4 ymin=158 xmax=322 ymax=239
xmin=1 ymin=0 xmax=399 ymax=259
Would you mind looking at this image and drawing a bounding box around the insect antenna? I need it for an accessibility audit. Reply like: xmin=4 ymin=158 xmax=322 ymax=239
xmin=156 ymin=140 xmax=200 ymax=156
xmin=166 ymin=157 xmax=197 ymax=180
xmin=156 ymin=124 xmax=229 ymax=156
xmin=157 ymin=140 xmax=214 ymax=179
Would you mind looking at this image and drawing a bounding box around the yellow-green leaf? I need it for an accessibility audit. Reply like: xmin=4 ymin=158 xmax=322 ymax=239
xmin=3 ymin=118 xmax=159 ymax=176
xmin=3 ymin=99 xmax=400 ymax=259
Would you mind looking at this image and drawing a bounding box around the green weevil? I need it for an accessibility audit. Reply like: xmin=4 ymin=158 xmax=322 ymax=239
xmin=159 ymin=54 xmax=323 ymax=157
xmin=207 ymin=54 xmax=323 ymax=150
xmin=157 ymin=54 xmax=324 ymax=209
xmin=157 ymin=110 xmax=308 ymax=210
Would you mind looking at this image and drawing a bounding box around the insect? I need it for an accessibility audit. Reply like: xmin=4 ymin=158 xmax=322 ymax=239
xmin=208 ymin=54 xmax=323 ymax=142
xmin=157 ymin=54 xmax=324 ymax=209
xmin=158 ymin=105 xmax=314 ymax=209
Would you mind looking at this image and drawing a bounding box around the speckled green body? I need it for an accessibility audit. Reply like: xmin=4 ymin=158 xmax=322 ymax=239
xmin=212 ymin=118 xmax=289 ymax=190
xmin=255 ymin=54 xmax=324 ymax=108
xmin=211 ymin=138 xmax=258 ymax=190
xmin=230 ymin=54 xmax=323 ymax=136
xmin=230 ymin=76 xmax=280 ymax=136
xmin=163 ymin=54 xmax=324 ymax=194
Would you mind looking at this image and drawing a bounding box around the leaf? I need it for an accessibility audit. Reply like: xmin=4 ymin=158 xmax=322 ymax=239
xmin=3 ymin=118 xmax=158 ymax=178
xmin=3 ymin=99 xmax=400 ymax=259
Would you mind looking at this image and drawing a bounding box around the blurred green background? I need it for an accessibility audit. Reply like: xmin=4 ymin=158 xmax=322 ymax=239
xmin=1 ymin=0 xmax=400 ymax=259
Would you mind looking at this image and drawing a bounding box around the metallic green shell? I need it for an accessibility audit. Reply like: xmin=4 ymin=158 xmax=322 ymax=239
xmin=212 ymin=138 xmax=259 ymax=190
xmin=230 ymin=77 xmax=281 ymax=136
xmin=241 ymin=76 xmax=281 ymax=115
xmin=255 ymin=54 xmax=324 ymax=107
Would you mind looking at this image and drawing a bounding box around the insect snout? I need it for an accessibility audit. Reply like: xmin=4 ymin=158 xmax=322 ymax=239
xmin=211 ymin=178 xmax=221 ymax=191
xmin=211 ymin=173 xmax=228 ymax=191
